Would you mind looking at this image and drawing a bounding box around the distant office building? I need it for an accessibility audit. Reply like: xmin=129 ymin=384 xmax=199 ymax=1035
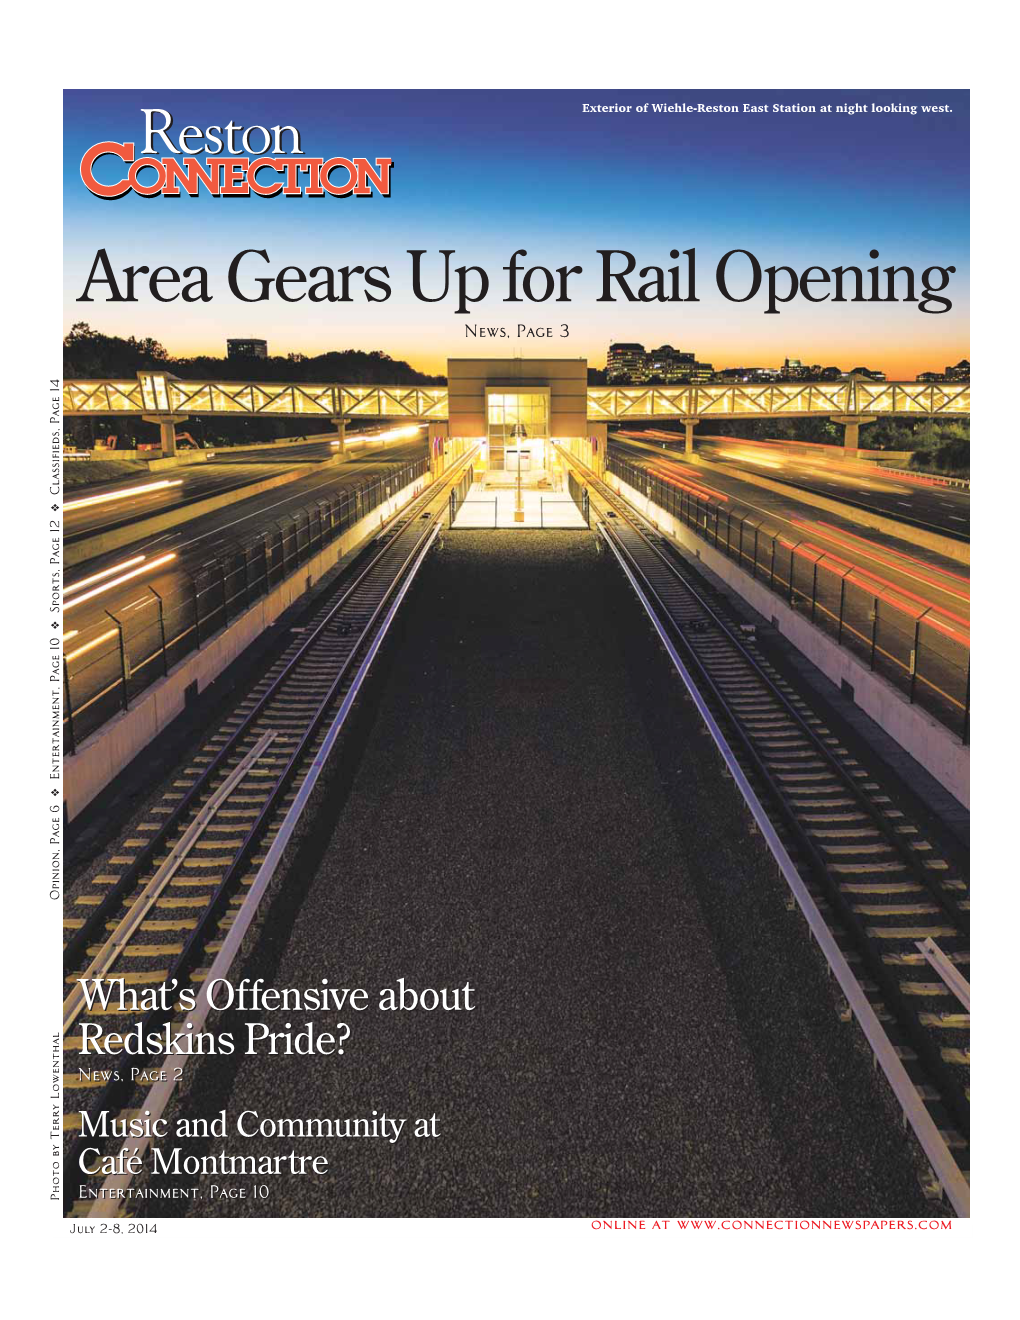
xmin=917 ymin=359 xmax=969 ymax=384
xmin=716 ymin=362 xmax=850 ymax=383
xmin=607 ymin=342 xmax=648 ymax=382
xmin=646 ymin=346 xmax=714 ymax=383
xmin=646 ymin=345 xmax=689 ymax=381
xmin=781 ymin=357 xmax=831 ymax=381
xmin=227 ymin=338 xmax=269 ymax=360
xmin=712 ymin=366 xmax=779 ymax=383
xmin=607 ymin=342 xmax=712 ymax=384
xmin=849 ymin=366 xmax=886 ymax=381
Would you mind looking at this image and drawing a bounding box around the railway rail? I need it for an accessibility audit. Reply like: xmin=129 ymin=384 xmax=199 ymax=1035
xmin=61 ymin=449 xmax=477 ymax=1216
xmin=605 ymin=441 xmax=970 ymax=743
xmin=561 ymin=445 xmax=971 ymax=1217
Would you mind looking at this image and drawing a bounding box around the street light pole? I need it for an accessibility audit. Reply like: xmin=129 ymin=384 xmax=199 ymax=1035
xmin=512 ymin=421 xmax=526 ymax=523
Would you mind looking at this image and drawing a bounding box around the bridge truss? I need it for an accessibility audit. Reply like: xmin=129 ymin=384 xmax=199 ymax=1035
xmin=63 ymin=373 xmax=969 ymax=422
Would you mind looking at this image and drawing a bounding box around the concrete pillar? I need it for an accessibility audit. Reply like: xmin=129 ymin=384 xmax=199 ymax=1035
xmin=588 ymin=422 xmax=608 ymax=477
xmin=331 ymin=417 xmax=346 ymax=457
xmin=683 ymin=419 xmax=695 ymax=455
xmin=142 ymin=414 xmax=182 ymax=457
xmin=833 ymin=415 xmax=875 ymax=459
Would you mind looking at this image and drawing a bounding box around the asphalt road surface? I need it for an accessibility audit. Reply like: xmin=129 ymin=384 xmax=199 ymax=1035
xmin=696 ymin=436 xmax=969 ymax=538
xmin=62 ymin=441 xmax=429 ymax=685
xmin=157 ymin=533 xmax=935 ymax=1218
xmin=65 ymin=427 xmax=425 ymax=541
xmin=616 ymin=433 xmax=969 ymax=539
xmin=610 ymin=436 xmax=970 ymax=635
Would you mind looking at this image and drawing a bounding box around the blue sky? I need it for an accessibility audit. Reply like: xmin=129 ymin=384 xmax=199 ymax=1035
xmin=63 ymin=89 xmax=970 ymax=377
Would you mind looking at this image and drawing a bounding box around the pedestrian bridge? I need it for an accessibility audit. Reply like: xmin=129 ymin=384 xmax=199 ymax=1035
xmin=63 ymin=373 xmax=970 ymax=422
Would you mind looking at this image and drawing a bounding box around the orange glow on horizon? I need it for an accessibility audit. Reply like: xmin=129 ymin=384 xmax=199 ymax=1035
xmin=62 ymin=325 xmax=969 ymax=385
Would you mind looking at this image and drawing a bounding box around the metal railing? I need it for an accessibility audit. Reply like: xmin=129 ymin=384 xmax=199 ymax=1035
xmin=567 ymin=471 xmax=591 ymax=527
xmin=63 ymin=456 xmax=429 ymax=752
xmin=878 ymin=467 xmax=970 ymax=490
xmin=64 ymin=375 xmax=971 ymax=422
xmin=607 ymin=452 xmax=970 ymax=742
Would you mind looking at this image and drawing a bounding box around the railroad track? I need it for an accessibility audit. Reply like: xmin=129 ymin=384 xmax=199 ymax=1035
xmin=563 ymin=448 xmax=971 ymax=1215
xmin=61 ymin=450 xmax=476 ymax=1216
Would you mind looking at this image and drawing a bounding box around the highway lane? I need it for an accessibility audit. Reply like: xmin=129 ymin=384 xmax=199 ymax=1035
xmin=617 ymin=431 xmax=970 ymax=539
xmin=64 ymin=424 xmax=427 ymax=541
xmin=609 ymin=435 xmax=970 ymax=633
xmin=62 ymin=441 xmax=429 ymax=738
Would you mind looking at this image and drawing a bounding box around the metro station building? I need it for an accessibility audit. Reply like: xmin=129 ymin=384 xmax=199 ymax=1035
xmin=446 ymin=357 xmax=590 ymax=474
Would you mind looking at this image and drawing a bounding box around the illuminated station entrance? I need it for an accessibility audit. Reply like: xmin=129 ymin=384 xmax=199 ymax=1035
xmin=447 ymin=358 xmax=593 ymax=528
xmin=487 ymin=388 xmax=549 ymax=475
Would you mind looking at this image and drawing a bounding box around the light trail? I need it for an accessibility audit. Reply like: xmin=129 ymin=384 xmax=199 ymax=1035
xmin=334 ymin=423 xmax=426 ymax=447
xmin=793 ymin=538 xmax=970 ymax=638
xmin=64 ymin=553 xmax=178 ymax=609
xmin=65 ymin=478 xmax=183 ymax=512
xmin=626 ymin=446 xmax=969 ymax=610
xmin=796 ymin=520 xmax=971 ymax=593
xmin=719 ymin=448 xmax=783 ymax=469
xmin=373 ymin=424 xmax=426 ymax=441
xmin=64 ymin=554 xmax=146 ymax=596
xmin=66 ymin=628 xmax=119 ymax=663
xmin=647 ymin=461 xmax=728 ymax=504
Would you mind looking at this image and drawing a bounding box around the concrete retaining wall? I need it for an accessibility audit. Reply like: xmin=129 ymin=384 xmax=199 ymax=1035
xmin=697 ymin=435 xmax=917 ymax=467
xmin=64 ymin=468 xmax=431 ymax=821
xmin=142 ymin=452 xmax=211 ymax=471
xmin=609 ymin=470 xmax=969 ymax=808
xmin=209 ymin=432 xmax=336 ymax=456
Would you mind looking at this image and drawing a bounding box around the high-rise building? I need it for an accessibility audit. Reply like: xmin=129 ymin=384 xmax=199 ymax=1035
xmin=646 ymin=345 xmax=682 ymax=380
xmin=606 ymin=342 xmax=647 ymax=382
xmin=227 ymin=338 xmax=269 ymax=360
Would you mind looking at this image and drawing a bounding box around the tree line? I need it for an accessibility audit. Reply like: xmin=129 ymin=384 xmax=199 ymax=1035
xmin=63 ymin=323 xmax=445 ymax=447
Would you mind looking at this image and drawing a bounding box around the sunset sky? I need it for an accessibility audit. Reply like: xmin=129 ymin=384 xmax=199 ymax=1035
xmin=63 ymin=89 xmax=969 ymax=379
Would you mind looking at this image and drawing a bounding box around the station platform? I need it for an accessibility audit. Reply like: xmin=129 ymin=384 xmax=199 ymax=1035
xmin=452 ymin=483 xmax=586 ymax=529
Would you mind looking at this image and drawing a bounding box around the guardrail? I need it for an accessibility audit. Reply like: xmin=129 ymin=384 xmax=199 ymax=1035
xmin=878 ymin=467 xmax=970 ymax=490
xmin=607 ymin=452 xmax=970 ymax=743
xmin=63 ymin=455 xmax=429 ymax=752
